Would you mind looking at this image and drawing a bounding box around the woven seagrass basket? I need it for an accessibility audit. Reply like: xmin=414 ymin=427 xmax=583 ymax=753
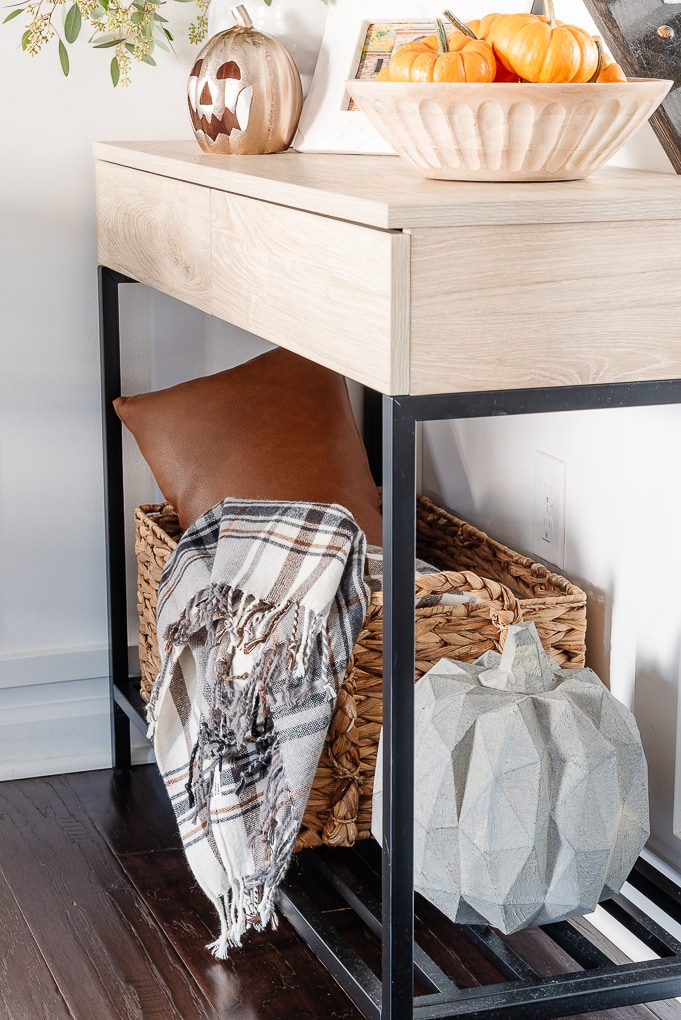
xmin=134 ymin=495 xmax=587 ymax=850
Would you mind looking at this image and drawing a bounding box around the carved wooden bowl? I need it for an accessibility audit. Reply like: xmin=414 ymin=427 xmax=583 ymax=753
xmin=345 ymin=78 xmax=672 ymax=182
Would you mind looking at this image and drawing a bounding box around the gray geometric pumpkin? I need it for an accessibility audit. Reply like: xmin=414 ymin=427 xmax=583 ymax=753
xmin=187 ymin=4 xmax=303 ymax=155
xmin=373 ymin=621 xmax=650 ymax=934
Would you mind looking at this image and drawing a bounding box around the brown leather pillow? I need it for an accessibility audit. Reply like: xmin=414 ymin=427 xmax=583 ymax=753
xmin=113 ymin=347 xmax=383 ymax=544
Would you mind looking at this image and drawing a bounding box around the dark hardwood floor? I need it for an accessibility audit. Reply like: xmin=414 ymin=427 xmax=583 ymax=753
xmin=1 ymin=764 xmax=680 ymax=1020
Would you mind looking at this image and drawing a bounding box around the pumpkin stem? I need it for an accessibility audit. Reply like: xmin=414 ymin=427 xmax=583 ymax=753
xmin=442 ymin=9 xmax=476 ymax=38
xmin=544 ymin=0 xmax=556 ymax=30
xmin=231 ymin=5 xmax=253 ymax=30
xmin=587 ymin=35 xmax=605 ymax=82
xmin=435 ymin=18 xmax=449 ymax=55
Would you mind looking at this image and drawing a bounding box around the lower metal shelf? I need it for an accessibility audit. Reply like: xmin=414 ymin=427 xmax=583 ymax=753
xmin=113 ymin=675 xmax=148 ymax=733
xmin=112 ymin=679 xmax=681 ymax=1020
xmin=280 ymin=840 xmax=681 ymax=1020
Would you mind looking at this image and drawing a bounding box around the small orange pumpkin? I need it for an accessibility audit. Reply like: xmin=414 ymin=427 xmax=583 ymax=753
xmin=475 ymin=8 xmax=542 ymax=77
xmin=384 ymin=20 xmax=496 ymax=83
xmin=479 ymin=1 xmax=599 ymax=83
xmin=447 ymin=11 xmax=520 ymax=82
xmin=597 ymin=59 xmax=627 ymax=82
xmin=595 ymin=39 xmax=627 ymax=82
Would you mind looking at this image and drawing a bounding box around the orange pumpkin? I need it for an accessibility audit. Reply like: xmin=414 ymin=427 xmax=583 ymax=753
xmin=476 ymin=9 xmax=542 ymax=77
xmin=478 ymin=1 xmax=599 ymax=83
xmin=595 ymin=40 xmax=627 ymax=82
xmin=384 ymin=20 xmax=496 ymax=83
xmin=451 ymin=13 xmax=520 ymax=82
xmin=597 ymin=58 xmax=627 ymax=82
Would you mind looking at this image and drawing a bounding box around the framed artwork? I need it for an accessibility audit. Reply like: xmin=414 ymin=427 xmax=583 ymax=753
xmin=293 ymin=0 xmax=534 ymax=154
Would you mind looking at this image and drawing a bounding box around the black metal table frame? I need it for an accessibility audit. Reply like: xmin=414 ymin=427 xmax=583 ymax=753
xmin=99 ymin=265 xmax=681 ymax=1020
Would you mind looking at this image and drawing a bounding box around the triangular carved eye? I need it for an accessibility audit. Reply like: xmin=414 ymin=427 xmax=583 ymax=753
xmin=190 ymin=58 xmax=203 ymax=77
xmin=217 ymin=60 xmax=240 ymax=80
xmin=200 ymin=81 xmax=212 ymax=105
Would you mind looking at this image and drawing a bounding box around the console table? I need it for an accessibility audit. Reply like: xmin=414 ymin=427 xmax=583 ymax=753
xmin=95 ymin=139 xmax=681 ymax=1020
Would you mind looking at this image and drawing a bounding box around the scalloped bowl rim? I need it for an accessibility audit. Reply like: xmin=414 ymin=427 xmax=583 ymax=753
xmin=344 ymin=77 xmax=673 ymax=182
xmin=345 ymin=77 xmax=672 ymax=93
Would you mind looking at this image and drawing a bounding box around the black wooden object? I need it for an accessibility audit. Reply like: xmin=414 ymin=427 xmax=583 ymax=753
xmin=580 ymin=0 xmax=681 ymax=171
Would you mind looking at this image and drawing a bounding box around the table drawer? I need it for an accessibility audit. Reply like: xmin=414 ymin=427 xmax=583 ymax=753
xmin=96 ymin=162 xmax=212 ymax=314
xmin=210 ymin=190 xmax=410 ymax=394
xmin=409 ymin=219 xmax=681 ymax=395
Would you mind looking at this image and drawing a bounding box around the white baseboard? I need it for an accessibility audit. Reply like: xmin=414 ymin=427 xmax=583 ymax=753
xmin=0 ymin=647 xmax=154 ymax=781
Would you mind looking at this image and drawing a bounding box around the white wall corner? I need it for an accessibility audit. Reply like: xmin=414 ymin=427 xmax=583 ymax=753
xmin=0 ymin=647 xmax=154 ymax=781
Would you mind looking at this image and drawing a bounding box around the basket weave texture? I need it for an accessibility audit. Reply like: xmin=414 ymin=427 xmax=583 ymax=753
xmin=134 ymin=496 xmax=587 ymax=850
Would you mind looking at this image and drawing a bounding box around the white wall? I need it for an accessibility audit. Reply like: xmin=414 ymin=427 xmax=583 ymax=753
xmin=423 ymin=406 xmax=681 ymax=871
xmin=0 ymin=2 xmax=270 ymax=776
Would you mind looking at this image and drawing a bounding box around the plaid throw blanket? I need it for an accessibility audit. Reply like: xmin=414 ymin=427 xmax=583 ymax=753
xmin=147 ymin=498 xmax=369 ymax=958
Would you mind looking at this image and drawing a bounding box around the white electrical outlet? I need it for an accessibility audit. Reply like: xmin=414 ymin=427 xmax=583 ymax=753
xmin=532 ymin=451 xmax=566 ymax=569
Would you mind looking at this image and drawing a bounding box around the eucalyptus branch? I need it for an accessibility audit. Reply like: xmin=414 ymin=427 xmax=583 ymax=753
xmin=5 ymin=0 xmax=181 ymax=83
xmin=3 ymin=0 xmax=326 ymax=85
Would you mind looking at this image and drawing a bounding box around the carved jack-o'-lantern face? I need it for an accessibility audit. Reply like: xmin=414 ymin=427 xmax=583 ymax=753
xmin=188 ymin=56 xmax=254 ymax=147
xmin=187 ymin=5 xmax=302 ymax=156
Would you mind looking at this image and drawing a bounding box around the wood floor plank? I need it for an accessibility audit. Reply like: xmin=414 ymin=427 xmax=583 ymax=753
xmin=0 ymin=773 xmax=220 ymax=1020
xmin=64 ymin=765 xmax=180 ymax=857
xmin=121 ymin=849 xmax=364 ymax=1018
xmin=0 ymin=865 xmax=74 ymax=1020
xmin=4 ymin=765 xmax=679 ymax=1020
xmin=67 ymin=765 xmax=364 ymax=1018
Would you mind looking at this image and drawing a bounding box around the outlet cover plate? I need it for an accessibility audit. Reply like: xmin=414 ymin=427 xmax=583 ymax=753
xmin=532 ymin=451 xmax=566 ymax=569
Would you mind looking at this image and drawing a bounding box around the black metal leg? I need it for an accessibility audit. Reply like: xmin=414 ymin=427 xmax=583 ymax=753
xmin=363 ymin=386 xmax=383 ymax=486
xmin=98 ymin=265 xmax=135 ymax=771
xmin=382 ymin=395 xmax=418 ymax=1020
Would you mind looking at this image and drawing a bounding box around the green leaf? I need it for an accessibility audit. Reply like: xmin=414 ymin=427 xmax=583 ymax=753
xmin=152 ymin=11 xmax=168 ymax=22
xmin=130 ymin=10 xmax=145 ymax=22
xmin=93 ymin=38 xmax=120 ymax=47
xmin=142 ymin=53 xmax=156 ymax=65
xmin=2 ymin=8 xmax=25 ymax=24
xmin=58 ymin=38 xmax=69 ymax=75
xmin=21 ymin=28 xmax=31 ymax=49
xmin=110 ymin=54 xmax=120 ymax=85
xmin=64 ymin=4 xmax=81 ymax=43
xmin=153 ymin=35 xmax=169 ymax=51
xmin=161 ymin=25 xmax=173 ymax=41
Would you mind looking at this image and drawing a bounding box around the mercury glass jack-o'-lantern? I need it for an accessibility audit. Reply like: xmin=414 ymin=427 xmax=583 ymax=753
xmin=187 ymin=4 xmax=303 ymax=155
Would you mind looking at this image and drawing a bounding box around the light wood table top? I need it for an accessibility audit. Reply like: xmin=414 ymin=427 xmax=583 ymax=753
xmin=94 ymin=141 xmax=681 ymax=396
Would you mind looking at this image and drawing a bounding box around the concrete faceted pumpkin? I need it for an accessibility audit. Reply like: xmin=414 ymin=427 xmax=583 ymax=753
xmin=187 ymin=4 xmax=303 ymax=155
xmin=372 ymin=622 xmax=649 ymax=934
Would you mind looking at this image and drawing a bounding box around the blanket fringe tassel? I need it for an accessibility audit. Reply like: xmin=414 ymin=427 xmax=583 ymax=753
xmin=206 ymin=885 xmax=279 ymax=959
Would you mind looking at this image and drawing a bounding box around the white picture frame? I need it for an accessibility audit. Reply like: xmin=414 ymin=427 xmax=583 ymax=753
xmin=293 ymin=0 xmax=535 ymax=154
